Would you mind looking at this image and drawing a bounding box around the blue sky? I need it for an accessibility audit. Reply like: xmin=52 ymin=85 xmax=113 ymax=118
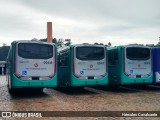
xmin=0 ymin=0 xmax=160 ymax=46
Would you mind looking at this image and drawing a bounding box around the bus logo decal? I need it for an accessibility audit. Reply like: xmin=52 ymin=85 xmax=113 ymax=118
xmin=34 ymin=63 xmax=39 ymax=67
xmin=90 ymin=64 xmax=93 ymax=68
xmin=80 ymin=71 xmax=84 ymax=75
xmin=138 ymin=64 xmax=141 ymax=68
xmin=22 ymin=70 xmax=27 ymax=75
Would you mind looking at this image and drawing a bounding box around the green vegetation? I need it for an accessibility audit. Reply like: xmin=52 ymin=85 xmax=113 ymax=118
xmin=0 ymin=45 xmax=10 ymax=61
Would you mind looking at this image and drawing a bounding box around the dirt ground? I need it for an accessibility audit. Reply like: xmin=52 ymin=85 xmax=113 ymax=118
xmin=0 ymin=75 xmax=160 ymax=120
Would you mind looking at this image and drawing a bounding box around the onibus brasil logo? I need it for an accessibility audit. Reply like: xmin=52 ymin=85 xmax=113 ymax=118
xmin=1 ymin=112 xmax=42 ymax=118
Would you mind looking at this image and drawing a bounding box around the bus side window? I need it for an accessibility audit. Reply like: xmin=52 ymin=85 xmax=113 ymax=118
xmin=108 ymin=49 xmax=118 ymax=66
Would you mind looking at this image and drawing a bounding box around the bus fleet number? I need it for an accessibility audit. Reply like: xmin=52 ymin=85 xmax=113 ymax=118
xmin=43 ymin=61 xmax=52 ymax=64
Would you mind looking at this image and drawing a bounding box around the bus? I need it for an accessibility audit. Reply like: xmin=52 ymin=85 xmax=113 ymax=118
xmin=58 ymin=43 xmax=108 ymax=88
xmin=152 ymin=47 xmax=160 ymax=84
xmin=108 ymin=45 xmax=153 ymax=86
xmin=6 ymin=40 xmax=57 ymax=92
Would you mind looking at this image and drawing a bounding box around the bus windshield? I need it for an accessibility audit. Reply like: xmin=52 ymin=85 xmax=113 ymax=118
xmin=76 ymin=46 xmax=104 ymax=60
xmin=126 ymin=47 xmax=150 ymax=60
xmin=18 ymin=43 xmax=53 ymax=59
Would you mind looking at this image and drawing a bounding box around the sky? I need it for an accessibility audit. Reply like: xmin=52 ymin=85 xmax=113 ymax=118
xmin=0 ymin=0 xmax=160 ymax=46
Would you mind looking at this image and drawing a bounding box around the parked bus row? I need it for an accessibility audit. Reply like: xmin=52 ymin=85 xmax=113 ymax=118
xmin=6 ymin=40 xmax=160 ymax=93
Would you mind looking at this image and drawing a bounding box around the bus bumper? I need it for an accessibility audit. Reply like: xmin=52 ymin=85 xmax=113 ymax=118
xmin=11 ymin=74 xmax=57 ymax=88
xmin=120 ymin=74 xmax=153 ymax=85
xmin=70 ymin=74 xmax=108 ymax=86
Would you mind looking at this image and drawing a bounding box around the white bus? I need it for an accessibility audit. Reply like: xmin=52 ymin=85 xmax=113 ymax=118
xmin=58 ymin=43 xmax=108 ymax=87
xmin=6 ymin=40 xmax=57 ymax=92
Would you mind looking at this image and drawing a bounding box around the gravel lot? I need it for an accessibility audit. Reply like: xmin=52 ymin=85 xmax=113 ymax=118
xmin=0 ymin=75 xmax=160 ymax=120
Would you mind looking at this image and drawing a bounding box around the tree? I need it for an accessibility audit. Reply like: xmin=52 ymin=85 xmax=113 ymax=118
xmin=94 ymin=42 xmax=98 ymax=45
xmin=108 ymin=42 xmax=111 ymax=47
xmin=64 ymin=39 xmax=71 ymax=46
xmin=39 ymin=38 xmax=58 ymax=44
xmin=39 ymin=38 xmax=71 ymax=47
xmin=0 ymin=46 xmax=10 ymax=61
xmin=2 ymin=43 xmax=6 ymax=46
xmin=156 ymin=37 xmax=160 ymax=45
xmin=32 ymin=38 xmax=38 ymax=41
xmin=99 ymin=43 xmax=103 ymax=45
xmin=52 ymin=38 xmax=57 ymax=44
xmin=39 ymin=38 xmax=47 ymax=42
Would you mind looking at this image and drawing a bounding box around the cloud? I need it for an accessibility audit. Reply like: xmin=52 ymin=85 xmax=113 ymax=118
xmin=0 ymin=0 xmax=160 ymax=46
